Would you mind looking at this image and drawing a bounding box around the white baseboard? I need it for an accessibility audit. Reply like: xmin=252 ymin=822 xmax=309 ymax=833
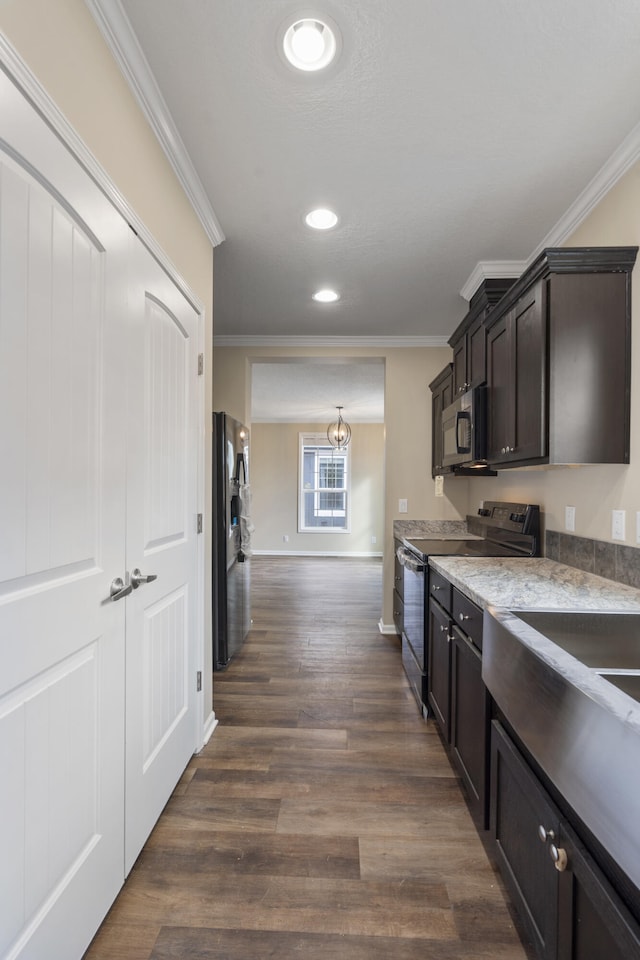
xmin=378 ymin=619 xmax=399 ymax=635
xmin=200 ymin=710 xmax=218 ymax=750
xmin=252 ymin=550 xmax=383 ymax=558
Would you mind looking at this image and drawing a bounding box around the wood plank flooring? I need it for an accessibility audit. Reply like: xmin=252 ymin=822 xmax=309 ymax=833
xmin=84 ymin=556 xmax=532 ymax=959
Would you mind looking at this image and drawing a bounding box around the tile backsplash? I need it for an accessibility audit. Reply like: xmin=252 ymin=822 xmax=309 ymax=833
xmin=545 ymin=530 xmax=640 ymax=591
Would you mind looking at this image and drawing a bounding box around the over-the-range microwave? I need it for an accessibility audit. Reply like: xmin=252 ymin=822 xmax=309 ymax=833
xmin=442 ymin=385 xmax=488 ymax=469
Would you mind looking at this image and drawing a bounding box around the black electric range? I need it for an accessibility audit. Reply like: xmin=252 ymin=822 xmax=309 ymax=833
xmin=397 ymin=501 xmax=540 ymax=715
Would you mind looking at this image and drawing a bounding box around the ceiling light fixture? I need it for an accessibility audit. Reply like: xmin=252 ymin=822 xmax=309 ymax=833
xmin=327 ymin=406 xmax=351 ymax=449
xmin=305 ymin=207 xmax=338 ymax=230
xmin=312 ymin=288 xmax=339 ymax=303
xmin=282 ymin=17 xmax=339 ymax=71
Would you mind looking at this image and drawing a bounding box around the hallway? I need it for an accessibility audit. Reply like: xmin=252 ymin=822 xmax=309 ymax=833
xmin=84 ymin=557 xmax=530 ymax=959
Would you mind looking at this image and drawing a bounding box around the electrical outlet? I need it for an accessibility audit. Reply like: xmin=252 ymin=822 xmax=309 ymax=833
xmin=283 ymin=534 xmax=289 ymax=542
xmin=371 ymin=535 xmax=377 ymax=544
xmin=612 ymin=510 xmax=626 ymax=541
xmin=565 ymin=506 xmax=575 ymax=532
xmin=398 ymin=499 xmax=408 ymax=513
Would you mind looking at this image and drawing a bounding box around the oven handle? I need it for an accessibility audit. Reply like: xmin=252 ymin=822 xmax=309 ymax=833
xmin=396 ymin=547 xmax=425 ymax=574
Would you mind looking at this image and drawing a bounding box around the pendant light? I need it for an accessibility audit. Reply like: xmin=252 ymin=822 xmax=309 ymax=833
xmin=327 ymin=406 xmax=351 ymax=449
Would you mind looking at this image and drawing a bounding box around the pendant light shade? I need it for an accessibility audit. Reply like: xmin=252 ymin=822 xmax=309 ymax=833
xmin=327 ymin=406 xmax=351 ymax=449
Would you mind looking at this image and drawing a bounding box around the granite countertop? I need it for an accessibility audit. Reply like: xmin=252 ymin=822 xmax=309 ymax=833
xmin=393 ymin=518 xmax=481 ymax=542
xmin=428 ymin=556 xmax=640 ymax=612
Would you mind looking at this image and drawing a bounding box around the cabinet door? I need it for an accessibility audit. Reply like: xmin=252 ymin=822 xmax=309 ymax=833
xmin=427 ymin=599 xmax=451 ymax=741
xmin=491 ymin=721 xmax=560 ymax=960
xmin=467 ymin=314 xmax=487 ymax=388
xmin=451 ymin=628 xmax=490 ymax=828
xmin=556 ymin=820 xmax=640 ymax=960
xmin=486 ymin=312 xmax=511 ymax=462
xmin=452 ymin=337 xmax=467 ymax=396
xmin=511 ymin=282 xmax=547 ymax=462
xmin=487 ymin=283 xmax=546 ymax=465
xmin=430 ymin=367 xmax=453 ymax=477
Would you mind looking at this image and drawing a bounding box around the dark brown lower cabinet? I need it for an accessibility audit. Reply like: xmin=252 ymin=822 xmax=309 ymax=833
xmin=491 ymin=719 xmax=640 ymax=960
xmin=451 ymin=625 xmax=490 ymax=829
xmin=427 ymin=597 xmax=451 ymax=740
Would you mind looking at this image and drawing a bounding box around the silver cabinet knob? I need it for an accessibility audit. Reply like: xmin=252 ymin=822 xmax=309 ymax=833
xmin=538 ymin=825 xmax=555 ymax=843
xmin=110 ymin=577 xmax=132 ymax=602
xmin=131 ymin=568 xmax=158 ymax=589
xmin=501 ymin=447 xmax=506 ymax=454
xmin=549 ymin=844 xmax=568 ymax=872
xmin=459 ymin=612 xmax=470 ymax=622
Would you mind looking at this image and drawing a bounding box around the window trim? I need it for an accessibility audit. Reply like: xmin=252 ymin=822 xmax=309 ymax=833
xmin=298 ymin=432 xmax=351 ymax=533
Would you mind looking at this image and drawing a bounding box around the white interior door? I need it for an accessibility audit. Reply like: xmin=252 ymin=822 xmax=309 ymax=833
xmin=124 ymin=239 xmax=200 ymax=872
xmin=0 ymin=73 xmax=129 ymax=959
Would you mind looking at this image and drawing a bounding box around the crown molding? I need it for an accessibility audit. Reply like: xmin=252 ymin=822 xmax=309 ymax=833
xmin=461 ymin=118 xmax=640 ymax=303
xmin=531 ymin=116 xmax=640 ymax=255
xmin=213 ymin=334 xmax=450 ymax=348
xmin=460 ymin=260 xmax=528 ymax=302
xmin=0 ymin=32 xmax=203 ymax=314
xmin=85 ymin=0 xmax=224 ymax=247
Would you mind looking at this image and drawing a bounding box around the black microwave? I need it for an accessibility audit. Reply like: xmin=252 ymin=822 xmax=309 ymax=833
xmin=442 ymin=386 xmax=487 ymax=468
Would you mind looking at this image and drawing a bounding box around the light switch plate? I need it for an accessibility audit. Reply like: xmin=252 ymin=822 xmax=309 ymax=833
xmin=636 ymin=511 xmax=640 ymax=544
xmin=612 ymin=509 xmax=626 ymax=541
xmin=435 ymin=476 xmax=444 ymax=498
xmin=565 ymin=506 xmax=575 ymax=532
xmin=399 ymin=499 xmax=408 ymax=513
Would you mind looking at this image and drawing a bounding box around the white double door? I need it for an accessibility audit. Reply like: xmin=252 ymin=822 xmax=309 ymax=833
xmin=0 ymin=69 xmax=200 ymax=959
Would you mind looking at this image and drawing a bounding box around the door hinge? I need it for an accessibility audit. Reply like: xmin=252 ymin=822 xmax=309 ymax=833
xmin=196 ymin=670 xmax=202 ymax=692
xmin=197 ymin=513 xmax=203 ymax=534
xmin=198 ymin=353 xmax=204 ymax=376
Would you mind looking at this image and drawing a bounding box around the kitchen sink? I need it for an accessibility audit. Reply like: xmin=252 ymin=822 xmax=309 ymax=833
xmin=483 ymin=604 xmax=640 ymax=896
xmin=511 ymin=609 xmax=640 ymax=668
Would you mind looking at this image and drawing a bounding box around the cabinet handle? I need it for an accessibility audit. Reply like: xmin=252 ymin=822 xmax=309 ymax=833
xmin=549 ymin=844 xmax=568 ymax=872
xmin=458 ymin=612 xmax=470 ymax=622
xmin=394 ymin=575 xmax=401 ymax=582
xmin=440 ymin=624 xmax=447 ymax=632
xmin=432 ymin=585 xmax=441 ymax=591
xmin=538 ymin=825 xmax=555 ymax=843
xmin=501 ymin=446 xmax=506 ymax=454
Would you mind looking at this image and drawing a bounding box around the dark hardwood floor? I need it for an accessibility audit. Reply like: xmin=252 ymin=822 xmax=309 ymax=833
xmin=84 ymin=556 xmax=530 ymax=959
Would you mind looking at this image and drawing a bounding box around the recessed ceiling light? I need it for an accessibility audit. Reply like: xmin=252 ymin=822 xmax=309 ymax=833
xmin=305 ymin=208 xmax=338 ymax=230
xmin=282 ymin=17 xmax=339 ymax=71
xmin=313 ymin=288 xmax=339 ymax=303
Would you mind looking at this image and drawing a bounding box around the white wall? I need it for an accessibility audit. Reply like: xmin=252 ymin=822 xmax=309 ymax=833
xmin=251 ymin=421 xmax=384 ymax=556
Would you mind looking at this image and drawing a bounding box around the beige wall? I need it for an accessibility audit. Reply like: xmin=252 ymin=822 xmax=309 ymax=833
xmin=213 ymin=345 xmax=469 ymax=625
xmin=251 ymin=422 xmax=384 ymax=557
xmin=0 ymin=0 xmax=216 ymax=710
xmin=465 ymin=161 xmax=640 ymax=544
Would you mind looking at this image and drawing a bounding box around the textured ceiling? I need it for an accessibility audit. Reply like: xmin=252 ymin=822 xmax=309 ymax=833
xmin=118 ymin=0 xmax=640 ymax=342
xmin=251 ymin=359 xmax=385 ymax=422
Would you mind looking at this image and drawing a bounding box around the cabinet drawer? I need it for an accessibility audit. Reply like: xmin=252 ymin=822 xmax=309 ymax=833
xmin=429 ymin=569 xmax=452 ymax=612
xmin=452 ymin=588 xmax=483 ymax=649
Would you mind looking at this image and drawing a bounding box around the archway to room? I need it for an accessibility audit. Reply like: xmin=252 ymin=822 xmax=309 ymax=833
xmin=248 ymin=357 xmax=386 ymax=616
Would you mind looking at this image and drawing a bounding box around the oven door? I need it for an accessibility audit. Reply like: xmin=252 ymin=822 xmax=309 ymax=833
xmin=398 ymin=548 xmax=426 ymax=669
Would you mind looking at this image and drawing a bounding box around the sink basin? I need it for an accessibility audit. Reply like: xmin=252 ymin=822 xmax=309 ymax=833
xmin=512 ymin=610 xmax=640 ymax=668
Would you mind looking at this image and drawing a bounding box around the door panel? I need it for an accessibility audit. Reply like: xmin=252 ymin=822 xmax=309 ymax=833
xmin=124 ymin=242 xmax=199 ymax=873
xmin=0 ymin=72 xmax=128 ymax=960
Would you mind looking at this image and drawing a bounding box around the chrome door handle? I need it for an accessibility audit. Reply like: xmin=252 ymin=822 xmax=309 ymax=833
xmin=110 ymin=577 xmax=132 ymax=601
xmin=131 ymin=567 xmax=158 ymax=589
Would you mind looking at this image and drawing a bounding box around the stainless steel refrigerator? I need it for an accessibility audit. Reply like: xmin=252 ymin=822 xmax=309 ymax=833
xmin=213 ymin=412 xmax=251 ymax=669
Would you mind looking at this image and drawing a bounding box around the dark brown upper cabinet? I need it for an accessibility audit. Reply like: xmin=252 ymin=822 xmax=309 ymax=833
xmin=449 ymin=278 xmax=516 ymax=396
xmin=485 ymin=247 xmax=637 ymax=469
xmin=429 ymin=362 xmax=453 ymax=477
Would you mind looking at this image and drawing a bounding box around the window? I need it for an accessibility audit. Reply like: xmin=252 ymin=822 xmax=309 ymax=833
xmin=299 ymin=433 xmax=350 ymax=532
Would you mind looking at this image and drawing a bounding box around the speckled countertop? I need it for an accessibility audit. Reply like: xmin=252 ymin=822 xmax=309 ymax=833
xmin=393 ymin=518 xmax=479 ymax=542
xmin=428 ymin=556 xmax=640 ymax=611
